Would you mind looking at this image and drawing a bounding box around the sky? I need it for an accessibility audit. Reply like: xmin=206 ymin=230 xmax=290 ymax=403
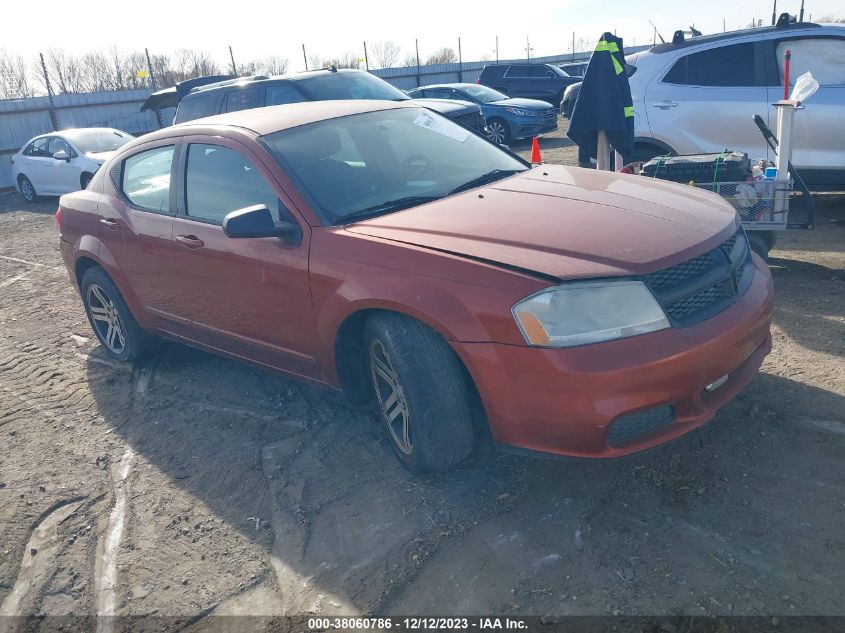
xmin=3 ymin=0 xmax=843 ymax=70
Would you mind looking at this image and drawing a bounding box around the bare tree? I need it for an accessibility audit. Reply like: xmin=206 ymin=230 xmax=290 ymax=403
xmin=425 ymin=47 xmax=458 ymax=65
xmin=43 ymin=49 xmax=86 ymax=94
xmin=371 ymin=41 xmax=401 ymax=69
xmin=817 ymin=15 xmax=845 ymax=22
xmin=401 ymin=52 xmax=418 ymax=67
xmin=0 ymin=49 xmax=33 ymax=99
xmin=258 ymin=55 xmax=290 ymax=76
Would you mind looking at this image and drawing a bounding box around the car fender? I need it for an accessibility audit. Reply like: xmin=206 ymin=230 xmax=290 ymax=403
xmin=70 ymin=235 xmax=148 ymax=326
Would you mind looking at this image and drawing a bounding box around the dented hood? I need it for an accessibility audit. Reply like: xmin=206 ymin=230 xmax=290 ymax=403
xmin=345 ymin=165 xmax=738 ymax=280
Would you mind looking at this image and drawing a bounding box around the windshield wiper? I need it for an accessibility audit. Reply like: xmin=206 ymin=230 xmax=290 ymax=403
xmin=448 ymin=169 xmax=525 ymax=195
xmin=337 ymin=195 xmax=443 ymax=224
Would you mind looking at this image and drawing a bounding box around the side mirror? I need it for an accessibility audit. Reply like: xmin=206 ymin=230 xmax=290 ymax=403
xmin=53 ymin=150 xmax=70 ymax=162
xmin=222 ymin=204 xmax=301 ymax=243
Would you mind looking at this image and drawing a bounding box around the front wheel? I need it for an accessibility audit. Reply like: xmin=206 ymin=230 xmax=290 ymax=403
xmin=485 ymin=118 xmax=511 ymax=146
xmin=364 ymin=313 xmax=474 ymax=473
xmin=81 ymin=266 xmax=156 ymax=361
xmin=747 ymin=232 xmax=770 ymax=262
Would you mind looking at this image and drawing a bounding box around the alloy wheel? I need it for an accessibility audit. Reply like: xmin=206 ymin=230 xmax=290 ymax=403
xmin=20 ymin=178 xmax=35 ymax=202
xmin=369 ymin=339 xmax=412 ymax=455
xmin=87 ymin=283 xmax=126 ymax=354
xmin=486 ymin=121 xmax=507 ymax=145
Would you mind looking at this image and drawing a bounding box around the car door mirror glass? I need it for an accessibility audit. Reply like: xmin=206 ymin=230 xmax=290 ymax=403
xmin=53 ymin=150 xmax=69 ymax=161
xmin=222 ymin=204 xmax=301 ymax=243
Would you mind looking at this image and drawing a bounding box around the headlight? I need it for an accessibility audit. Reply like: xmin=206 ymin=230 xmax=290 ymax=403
xmin=512 ymin=280 xmax=670 ymax=348
xmin=505 ymin=107 xmax=535 ymax=117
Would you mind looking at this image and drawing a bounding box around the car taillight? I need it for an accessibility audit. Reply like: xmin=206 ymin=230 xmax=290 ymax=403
xmin=55 ymin=207 xmax=63 ymax=229
xmin=476 ymin=77 xmax=480 ymax=84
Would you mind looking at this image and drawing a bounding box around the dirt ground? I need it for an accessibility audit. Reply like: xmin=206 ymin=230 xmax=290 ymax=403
xmin=0 ymin=120 xmax=843 ymax=629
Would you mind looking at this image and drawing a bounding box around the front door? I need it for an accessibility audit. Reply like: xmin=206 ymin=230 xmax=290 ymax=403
xmin=46 ymin=136 xmax=82 ymax=193
xmin=169 ymin=138 xmax=321 ymax=380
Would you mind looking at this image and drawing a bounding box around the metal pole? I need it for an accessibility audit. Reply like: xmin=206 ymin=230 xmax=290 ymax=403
xmin=572 ymin=32 xmax=575 ymax=60
xmin=495 ymin=36 xmax=499 ymax=63
xmin=415 ymin=39 xmax=421 ymax=87
xmin=723 ymin=19 xmax=726 ymax=32
xmin=145 ymin=48 xmax=163 ymax=129
xmin=458 ymin=37 xmax=463 ymax=82
xmin=799 ymin=0 xmax=805 ymax=21
xmin=363 ymin=41 xmax=369 ymax=71
xmin=38 ymin=52 xmax=59 ymax=131
xmin=302 ymin=44 xmax=308 ymax=71
xmin=772 ymin=0 xmax=777 ymax=25
xmin=229 ymin=46 xmax=237 ymax=75
xmin=526 ymin=35 xmax=530 ymax=61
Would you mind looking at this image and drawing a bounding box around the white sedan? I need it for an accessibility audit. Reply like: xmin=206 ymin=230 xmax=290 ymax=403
xmin=12 ymin=128 xmax=134 ymax=202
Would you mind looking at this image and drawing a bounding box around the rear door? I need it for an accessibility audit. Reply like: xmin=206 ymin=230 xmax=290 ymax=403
xmin=643 ymin=41 xmax=770 ymax=159
xmin=528 ymin=65 xmax=562 ymax=102
xmin=168 ymin=137 xmax=321 ymax=380
xmin=764 ymin=33 xmax=845 ymax=186
xmin=503 ymin=65 xmax=534 ymax=98
xmin=21 ymin=137 xmax=53 ymax=192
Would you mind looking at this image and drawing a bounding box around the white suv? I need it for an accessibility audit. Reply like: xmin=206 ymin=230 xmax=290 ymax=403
xmin=626 ymin=22 xmax=844 ymax=190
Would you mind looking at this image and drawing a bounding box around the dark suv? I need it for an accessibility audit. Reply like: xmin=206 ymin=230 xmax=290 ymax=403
xmin=478 ymin=63 xmax=580 ymax=106
xmin=144 ymin=69 xmax=486 ymax=134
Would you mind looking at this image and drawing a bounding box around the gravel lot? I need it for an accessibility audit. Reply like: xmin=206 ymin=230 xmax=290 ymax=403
xmin=0 ymin=119 xmax=843 ymax=627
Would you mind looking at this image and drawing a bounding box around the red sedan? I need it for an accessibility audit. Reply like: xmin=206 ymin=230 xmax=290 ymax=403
xmin=57 ymin=101 xmax=773 ymax=472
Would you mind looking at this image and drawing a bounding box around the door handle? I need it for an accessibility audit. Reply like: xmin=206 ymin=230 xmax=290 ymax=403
xmin=99 ymin=218 xmax=119 ymax=230
xmin=651 ymin=101 xmax=678 ymax=109
xmin=176 ymin=234 xmax=204 ymax=249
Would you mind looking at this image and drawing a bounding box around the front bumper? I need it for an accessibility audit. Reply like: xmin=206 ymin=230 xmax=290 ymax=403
xmin=514 ymin=120 xmax=559 ymax=140
xmin=451 ymin=255 xmax=773 ymax=459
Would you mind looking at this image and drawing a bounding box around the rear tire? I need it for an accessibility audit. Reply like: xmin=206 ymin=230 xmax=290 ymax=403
xmin=747 ymin=232 xmax=770 ymax=262
xmin=18 ymin=175 xmax=39 ymax=203
xmin=80 ymin=266 xmax=156 ymax=362
xmin=363 ymin=313 xmax=474 ymax=473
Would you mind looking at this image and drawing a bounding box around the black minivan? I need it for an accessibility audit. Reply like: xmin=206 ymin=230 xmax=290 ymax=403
xmin=478 ymin=63 xmax=580 ymax=106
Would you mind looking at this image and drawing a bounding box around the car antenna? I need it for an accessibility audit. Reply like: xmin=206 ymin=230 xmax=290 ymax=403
xmin=649 ymin=20 xmax=665 ymax=44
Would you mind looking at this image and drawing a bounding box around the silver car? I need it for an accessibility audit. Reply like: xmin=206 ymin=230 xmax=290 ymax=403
xmin=626 ymin=22 xmax=844 ymax=189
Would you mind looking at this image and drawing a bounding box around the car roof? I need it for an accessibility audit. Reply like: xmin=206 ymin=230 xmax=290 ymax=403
xmin=158 ymin=99 xmax=418 ymax=137
xmin=188 ymin=68 xmax=366 ymax=96
xmin=413 ymin=83 xmax=480 ymax=90
xmin=650 ymin=22 xmax=825 ymax=53
xmin=23 ymin=128 xmax=123 ymax=144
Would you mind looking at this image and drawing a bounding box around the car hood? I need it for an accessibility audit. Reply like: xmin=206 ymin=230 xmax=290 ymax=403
xmin=345 ymin=165 xmax=737 ymax=280
xmin=412 ymin=98 xmax=479 ymax=115
xmin=85 ymin=151 xmax=117 ymax=164
xmin=488 ymin=97 xmax=554 ymax=110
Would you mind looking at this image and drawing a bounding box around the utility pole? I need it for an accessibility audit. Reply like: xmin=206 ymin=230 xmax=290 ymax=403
xmin=415 ymin=39 xmax=421 ymax=87
xmin=302 ymin=44 xmax=308 ymax=71
xmin=572 ymin=32 xmax=575 ymax=60
xmin=495 ymin=35 xmax=499 ymax=62
xmin=144 ymin=48 xmax=163 ymax=128
xmin=799 ymin=0 xmax=805 ymax=21
xmin=363 ymin=41 xmax=369 ymax=71
xmin=38 ymin=53 xmax=59 ymax=131
xmin=525 ymin=35 xmax=532 ymax=61
xmin=458 ymin=37 xmax=463 ymax=82
xmin=772 ymin=0 xmax=777 ymax=25
xmin=723 ymin=19 xmax=726 ymax=32
xmin=229 ymin=46 xmax=237 ymax=75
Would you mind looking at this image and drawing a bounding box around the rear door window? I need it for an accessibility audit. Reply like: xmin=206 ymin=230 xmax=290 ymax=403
xmin=505 ymin=65 xmax=533 ymax=78
xmin=175 ymin=94 xmax=220 ymax=123
xmin=663 ymin=42 xmax=756 ymax=86
xmin=25 ymin=138 xmax=51 ymax=157
xmin=121 ymin=146 xmax=175 ymax=214
xmin=530 ymin=65 xmax=553 ymax=78
xmin=225 ymin=87 xmax=261 ymax=113
xmin=265 ymin=83 xmax=308 ymax=105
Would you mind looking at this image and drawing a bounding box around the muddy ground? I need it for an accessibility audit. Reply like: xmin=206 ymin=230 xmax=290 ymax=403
xmin=0 ymin=121 xmax=843 ymax=629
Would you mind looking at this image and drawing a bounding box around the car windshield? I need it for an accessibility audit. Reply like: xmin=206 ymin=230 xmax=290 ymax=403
xmin=261 ymin=107 xmax=528 ymax=225
xmin=550 ymin=65 xmax=569 ymax=77
xmin=68 ymin=130 xmax=133 ymax=154
xmin=297 ymin=72 xmax=409 ymax=102
xmin=459 ymin=85 xmax=508 ymax=104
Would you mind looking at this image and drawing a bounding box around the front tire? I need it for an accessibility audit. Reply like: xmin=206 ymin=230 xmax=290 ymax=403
xmin=364 ymin=313 xmax=474 ymax=473
xmin=18 ymin=175 xmax=39 ymax=203
xmin=80 ymin=266 xmax=155 ymax=362
xmin=485 ymin=118 xmax=511 ymax=146
xmin=747 ymin=232 xmax=770 ymax=262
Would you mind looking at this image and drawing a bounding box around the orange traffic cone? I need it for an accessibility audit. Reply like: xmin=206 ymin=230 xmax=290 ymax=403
xmin=530 ymin=137 xmax=542 ymax=164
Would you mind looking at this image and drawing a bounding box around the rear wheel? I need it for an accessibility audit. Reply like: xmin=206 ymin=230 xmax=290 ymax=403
xmin=364 ymin=313 xmax=474 ymax=473
xmin=747 ymin=232 xmax=770 ymax=262
xmin=80 ymin=266 xmax=156 ymax=362
xmin=18 ymin=175 xmax=38 ymax=203
xmin=485 ymin=118 xmax=511 ymax=145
